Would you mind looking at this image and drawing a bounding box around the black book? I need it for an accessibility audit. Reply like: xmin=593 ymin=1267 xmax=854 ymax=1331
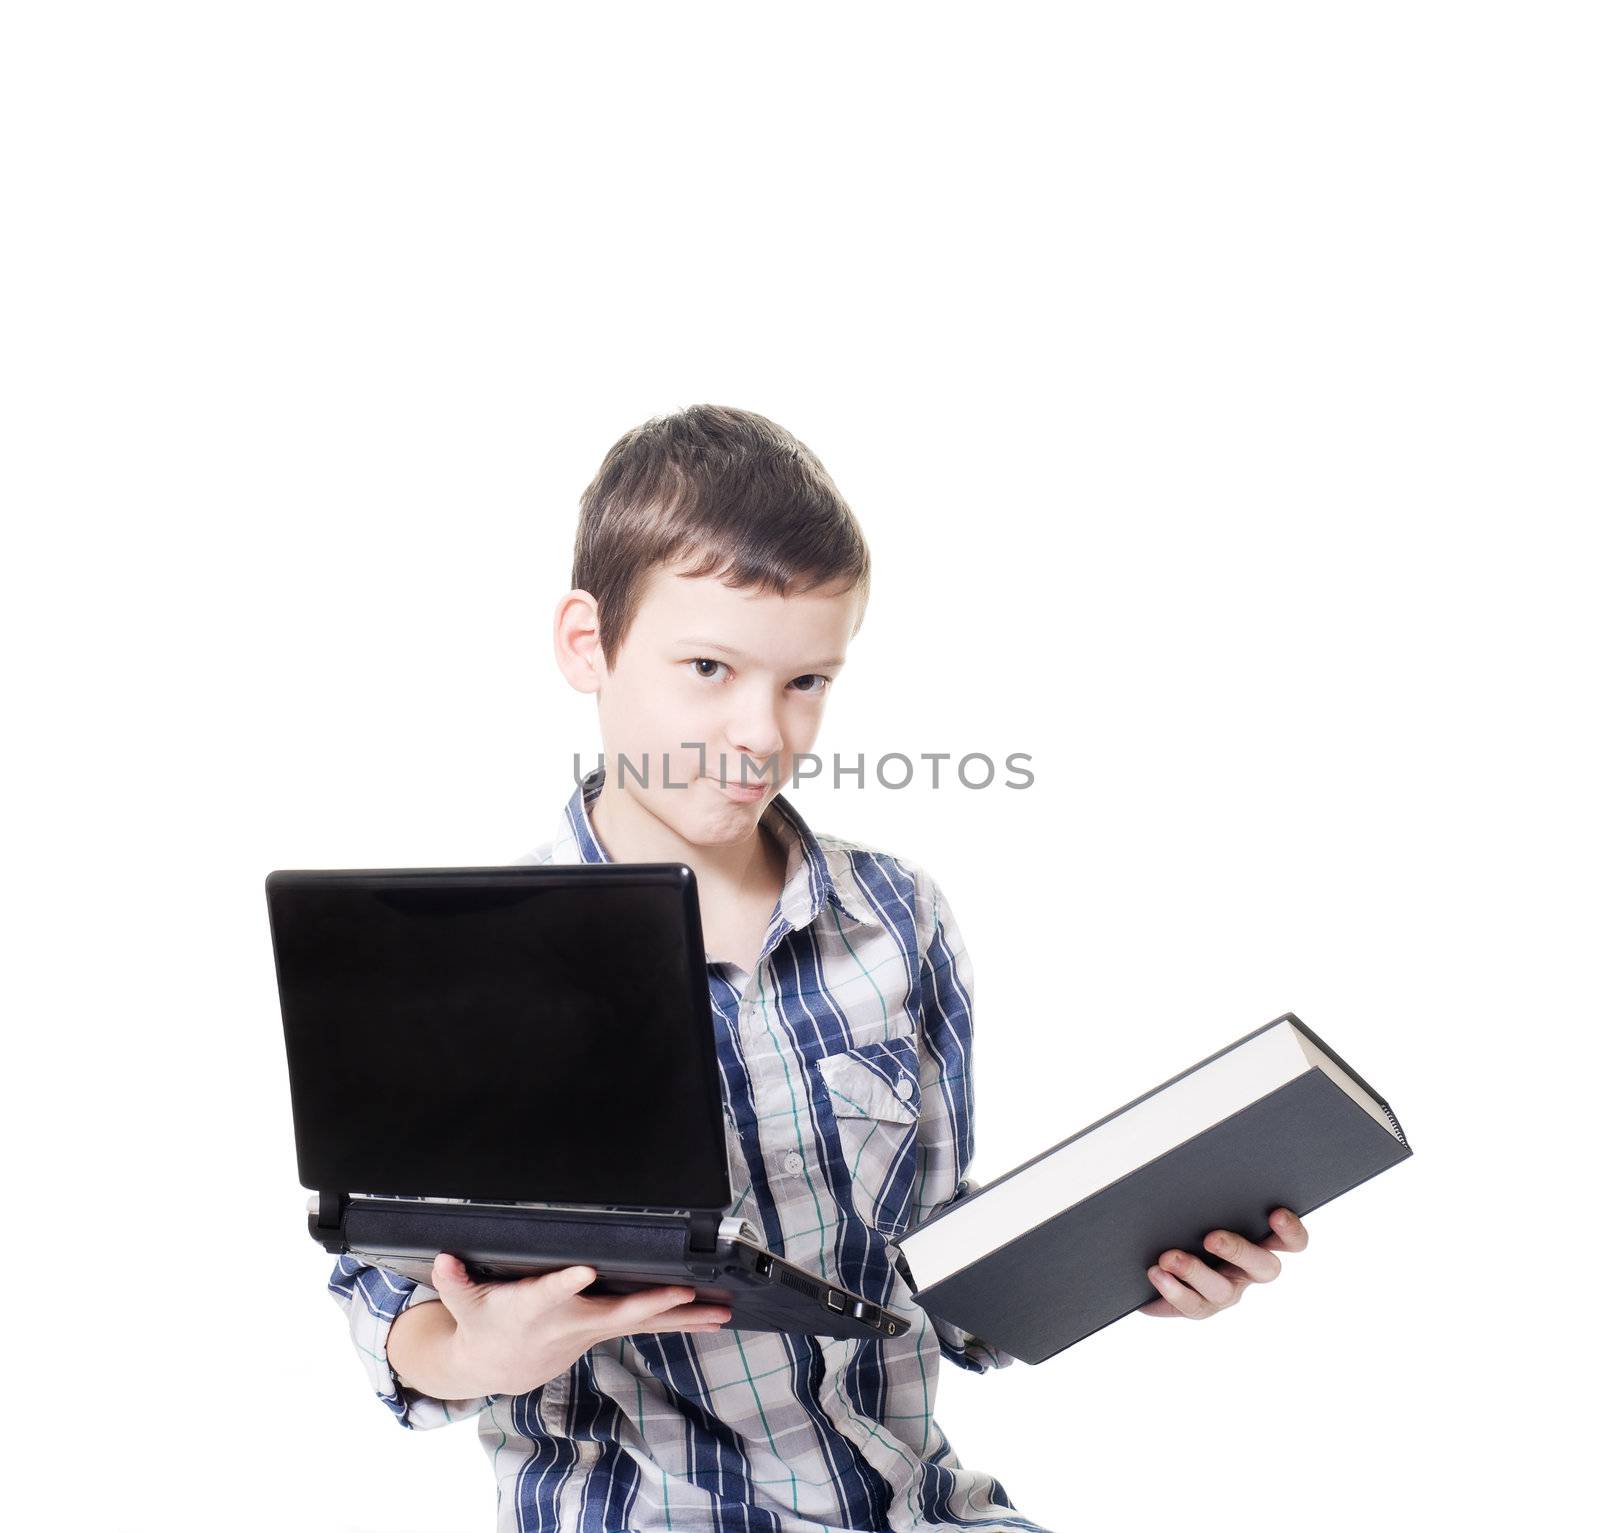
xmin=895 ymin=1012 xmax=1412 ymax=1365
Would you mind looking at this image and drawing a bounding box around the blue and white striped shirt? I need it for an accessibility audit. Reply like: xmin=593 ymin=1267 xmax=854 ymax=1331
xmin=329 ymin=765 xmax=1049 ymax=1532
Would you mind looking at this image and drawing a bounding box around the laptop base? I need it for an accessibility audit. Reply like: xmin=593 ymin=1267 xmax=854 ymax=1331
xmin=322 ymin=1196 xmax=914 ymax=1342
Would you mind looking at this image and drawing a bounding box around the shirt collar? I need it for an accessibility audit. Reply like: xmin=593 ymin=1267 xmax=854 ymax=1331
xmin=553 ymin=763 xmax=876 ymax=934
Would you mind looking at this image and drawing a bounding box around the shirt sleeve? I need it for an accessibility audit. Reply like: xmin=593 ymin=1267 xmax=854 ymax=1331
xmin=907 ymin=872 xmax=1019 ymax=1374
xmin=327 ymin=1255 xmax=498 ymax=1429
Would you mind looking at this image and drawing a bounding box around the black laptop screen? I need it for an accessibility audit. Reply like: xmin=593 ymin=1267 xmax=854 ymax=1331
xmin=267 ymin=865 xmax=732 ymax=1209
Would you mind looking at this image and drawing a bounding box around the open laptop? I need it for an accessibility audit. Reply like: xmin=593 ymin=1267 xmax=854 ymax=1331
xmin=266 ymin=861 xmax=912 ymax=1341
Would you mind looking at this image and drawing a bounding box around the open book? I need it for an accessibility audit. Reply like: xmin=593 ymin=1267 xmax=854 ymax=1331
xmin=894 ymin=1012 xmax=1412 ymax=1364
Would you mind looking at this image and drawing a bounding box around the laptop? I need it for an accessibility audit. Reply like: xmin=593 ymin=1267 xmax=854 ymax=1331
xmin=265 ymin=861 xmax=913 ymax=1341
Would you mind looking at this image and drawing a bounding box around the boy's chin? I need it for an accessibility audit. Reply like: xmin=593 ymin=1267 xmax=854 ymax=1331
xmin=682 ymin=776 xmax=772 ymax=831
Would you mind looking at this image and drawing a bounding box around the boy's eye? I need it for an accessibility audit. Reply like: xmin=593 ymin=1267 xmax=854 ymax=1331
xmin=686 ymin=659 xmax=832 ymax=695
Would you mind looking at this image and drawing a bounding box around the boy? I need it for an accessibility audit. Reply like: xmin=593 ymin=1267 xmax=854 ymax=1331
xmin=328 ymin=405 xmax=1309 ymax=1531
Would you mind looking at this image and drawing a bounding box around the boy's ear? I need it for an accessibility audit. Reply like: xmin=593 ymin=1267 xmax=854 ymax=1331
xmin=553 ymin=588 xmax=607 ymax=694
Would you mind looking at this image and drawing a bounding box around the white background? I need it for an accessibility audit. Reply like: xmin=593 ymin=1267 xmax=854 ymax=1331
xmin=5 ymin=3 xmax=1596 ymax=1530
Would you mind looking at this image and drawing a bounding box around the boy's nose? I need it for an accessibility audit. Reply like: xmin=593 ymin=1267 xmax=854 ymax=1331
xmin=720 ymin=744 xmax=782 ymax=782
xmin=721 ymin=724 xmax=784 ymax=774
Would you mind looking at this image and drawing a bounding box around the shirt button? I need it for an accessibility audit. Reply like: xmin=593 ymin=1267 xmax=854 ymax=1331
xmin=783 ymin=1151 xmax=804 ymax=1175
xmin=894 ymin=1076 xmax=914 ymax=1100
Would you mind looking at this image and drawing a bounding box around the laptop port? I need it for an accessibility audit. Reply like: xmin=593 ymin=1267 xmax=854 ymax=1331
xmin=754 ymin=1253 xmax=773 ymax=1277
xmin=825 ymin=1289 xmax=845 ymax=1312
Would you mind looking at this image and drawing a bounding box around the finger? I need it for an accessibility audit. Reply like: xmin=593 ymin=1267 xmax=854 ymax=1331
xmin=633 ymin=1305 xmax=735 ymax=1334
xmin=1138 ymin=1294 xmax=1185 ymax=1318
xmin=652 ymin=1300 xmax=735 ymax=1325
xmin=589 ymin=1284 xmax=706 ymax=1333
xmin=554 ymin=1263 xmax=599 ymax=1289
xmin=431 ymin=1250 xmax=471 ymax=1292
xmin=1146 ymin=1263 xmax=1210 ymax=1318
xmin=1259 ymin=1207 xmax=1309 ymax=1253
xmin=429 ymin=1252 xmax=482 ymax=1317
xmin=605 ymin=1301 xmax=735 ymax=1339
xmin=519 ymin=1264 xmax=599 ymax=1308
xmin=1155 ymin=1248 xmax=1239 ymax=1308
xmin=1202 ymin=1229 xmax=1282 ymax=1284
xmin=502 ymin=1262 xmax=594 ymax=1292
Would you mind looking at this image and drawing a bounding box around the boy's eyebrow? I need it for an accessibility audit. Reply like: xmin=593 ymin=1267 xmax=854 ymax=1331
xmin=675 ymin=637 xmax=846 ymax=668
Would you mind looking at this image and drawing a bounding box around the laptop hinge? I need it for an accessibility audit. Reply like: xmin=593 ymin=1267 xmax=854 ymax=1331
xmin=308 ymin=1191 xmax=347 ymax=1253
xmin=686 ymin=1211 xmax=721 ymax=1255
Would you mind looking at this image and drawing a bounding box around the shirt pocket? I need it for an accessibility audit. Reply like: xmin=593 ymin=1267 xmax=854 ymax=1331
xmin=809 ymin=1034 xmax=922 ymax=1242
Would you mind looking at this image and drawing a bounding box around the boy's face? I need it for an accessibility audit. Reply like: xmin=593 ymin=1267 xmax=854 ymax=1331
xmin=572 ymin=560 xmax=861 ymax=847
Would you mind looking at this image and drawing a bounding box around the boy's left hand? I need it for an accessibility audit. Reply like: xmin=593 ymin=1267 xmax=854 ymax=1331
xmin=1137 ymin=1207 xmax=1309 ymax=1319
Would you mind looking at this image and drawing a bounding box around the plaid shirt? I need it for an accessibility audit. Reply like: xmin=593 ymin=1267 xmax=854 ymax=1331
xmin=328 ymin=765 xmax=1048 ymax=1532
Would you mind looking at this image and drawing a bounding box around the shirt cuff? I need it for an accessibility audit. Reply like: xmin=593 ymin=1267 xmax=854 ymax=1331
xmin=926 ymin=1305 xmax=1019 ymax=1373
xmin=963 ymin=1332 xmax=1019 ymax=1371
xmin=353 ymin=1274 xmax=496 ymax=1430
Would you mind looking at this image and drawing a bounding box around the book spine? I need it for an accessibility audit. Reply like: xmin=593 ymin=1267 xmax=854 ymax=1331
xmin=1379 ymin=1101 xmax=1410 ymax=1149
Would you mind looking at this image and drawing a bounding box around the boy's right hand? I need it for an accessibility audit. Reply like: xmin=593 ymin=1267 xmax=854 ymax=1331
xmin=425 ymin=1252 xmax=734 ymax=1397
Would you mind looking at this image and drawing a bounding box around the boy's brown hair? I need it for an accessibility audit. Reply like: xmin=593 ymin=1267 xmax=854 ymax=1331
xmin=572 ymin=404 xmax=871 ymax=665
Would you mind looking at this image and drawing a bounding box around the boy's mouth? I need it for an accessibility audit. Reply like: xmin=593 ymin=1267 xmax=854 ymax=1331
xmin=713 ymin=777 xmax=769 ymax=803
